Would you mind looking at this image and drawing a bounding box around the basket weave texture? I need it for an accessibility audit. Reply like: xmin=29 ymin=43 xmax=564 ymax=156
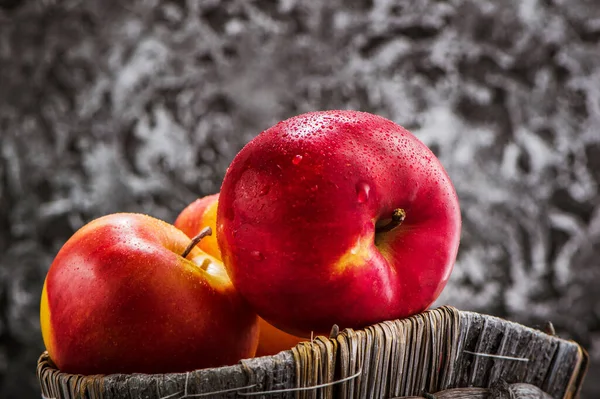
xmin=37 ymin=306 xmax=588 ymax=399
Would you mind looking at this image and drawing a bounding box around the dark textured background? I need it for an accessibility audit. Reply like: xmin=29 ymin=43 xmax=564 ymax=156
xmin=1 ymin=0 xmax=599 ymax=397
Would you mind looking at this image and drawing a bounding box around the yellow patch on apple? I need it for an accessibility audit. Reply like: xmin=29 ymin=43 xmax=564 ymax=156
xmin=334 ymin=232 xmax=375 ymax=274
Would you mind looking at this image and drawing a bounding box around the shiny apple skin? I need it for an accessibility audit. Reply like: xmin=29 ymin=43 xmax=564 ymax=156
xmin=40 ymin=213 xmax=259 ymax=375
xmin=175 ymin=195 xmax=306 ymax=355
xmin=217 ymin=110 xmax=461 ymax=336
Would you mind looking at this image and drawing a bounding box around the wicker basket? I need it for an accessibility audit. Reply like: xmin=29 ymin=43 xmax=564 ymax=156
xmin=37 ymin=306 xmax=588 ymax=399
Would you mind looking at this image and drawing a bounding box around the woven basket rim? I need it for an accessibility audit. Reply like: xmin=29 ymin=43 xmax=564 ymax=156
xmin=37 ymin=306 xmax=589 ymax=399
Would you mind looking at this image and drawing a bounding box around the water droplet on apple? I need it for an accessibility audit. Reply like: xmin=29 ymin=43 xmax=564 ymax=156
xmin=356 ymin=182 xmax=370 ymax=204
xmin=292 ymin=154 xmax=303 ymax=165
xmin=250 ymin=250 xmax=264 ymax=261
xmin=260 ymin=185 xmax=271 ymax=196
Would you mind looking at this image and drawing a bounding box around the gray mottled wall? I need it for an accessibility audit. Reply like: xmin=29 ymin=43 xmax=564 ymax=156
xmin=1 ymin=0 xmax=599 ymax=397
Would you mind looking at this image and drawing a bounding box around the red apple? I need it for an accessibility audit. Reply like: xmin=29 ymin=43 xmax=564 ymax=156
xmin=175 ymin=193 xmax=221 ymax=260
xmin=217 ymin=110 xmax=461 ymax=337
xmin=40 ymin=213 xmax=259 ymax=375
xmin=175 ymin=195 xmax=306 ymax=356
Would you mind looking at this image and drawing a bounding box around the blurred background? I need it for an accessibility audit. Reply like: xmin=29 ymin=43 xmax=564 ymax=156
xmin=1 ymin=0 xmax=599 ymax=397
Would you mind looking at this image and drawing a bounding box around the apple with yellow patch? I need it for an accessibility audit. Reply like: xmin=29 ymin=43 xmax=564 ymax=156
xmin=175 ymin=195 xmax=306 ymax=356
xmin=174 ymin=194 xmax=221 ymax=260
xmin=217 ymin=110 xmax=462 ymax=336
xmin=41 ymin=213 xmax=259 ymax=375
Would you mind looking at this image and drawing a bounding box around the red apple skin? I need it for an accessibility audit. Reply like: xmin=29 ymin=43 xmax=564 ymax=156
xmin=217 ymin=110 xmax=461 ymax=337
xmin=175 ymin=195 xmax=306 ymax=356
xmin=40 ymin=213 xmax=259 ymax=375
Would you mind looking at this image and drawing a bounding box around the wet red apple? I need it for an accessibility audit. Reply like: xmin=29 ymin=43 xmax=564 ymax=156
xmin=175 ymin=195 xmax=306 ymax=356
xmin=40 ymin=213 xmax=259 ymax=375
xmin=217 ymin=110 xmax=461 ymax=336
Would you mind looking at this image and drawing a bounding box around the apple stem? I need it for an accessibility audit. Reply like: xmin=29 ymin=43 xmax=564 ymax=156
xmin=375 ymin=208 xmax=406 ymax=234
xmin=181 ymin=227 xmax=212 ymax=259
